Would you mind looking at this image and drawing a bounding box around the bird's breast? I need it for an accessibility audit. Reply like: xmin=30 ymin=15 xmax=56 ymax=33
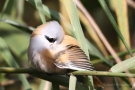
xmin=40 ymin=47 xmax=67 ymax=74
xmin=29 ymin=47 xmax=67 ymax=74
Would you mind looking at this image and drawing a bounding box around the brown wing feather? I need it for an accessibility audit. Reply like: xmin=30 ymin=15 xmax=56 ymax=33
xmin=66 ymin=45 xmax=94 ymax=70
xmin=53 ymin=35 xmax=94 ymax=71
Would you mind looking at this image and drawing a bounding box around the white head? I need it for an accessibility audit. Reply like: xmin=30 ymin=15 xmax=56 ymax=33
xmin=28 ymin=21 xmax=65 ymax=52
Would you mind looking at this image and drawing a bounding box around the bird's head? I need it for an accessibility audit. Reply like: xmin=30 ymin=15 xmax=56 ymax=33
xmin=29 ymin=21 xmax=65 ymax=51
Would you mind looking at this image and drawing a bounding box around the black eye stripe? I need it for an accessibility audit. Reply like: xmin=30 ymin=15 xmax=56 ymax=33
xmin=45 ymin=36 xmax=56 ymax=43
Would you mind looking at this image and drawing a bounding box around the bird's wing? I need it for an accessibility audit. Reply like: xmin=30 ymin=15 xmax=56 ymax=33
xmin=54 ymin=44 xmax=94 ymax=71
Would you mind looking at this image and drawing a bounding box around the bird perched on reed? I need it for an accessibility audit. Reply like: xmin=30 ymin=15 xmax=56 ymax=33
xmin=28 ymin=21 xmax=103 ymax=88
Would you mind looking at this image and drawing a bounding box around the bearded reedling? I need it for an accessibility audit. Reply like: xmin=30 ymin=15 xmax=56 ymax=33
xmin=28 ymin=21 xmax=103 ymax=88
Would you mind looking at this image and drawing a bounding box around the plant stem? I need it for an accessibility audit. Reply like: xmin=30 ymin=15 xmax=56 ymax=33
xmin=0 ymin=67 xmax=135 ymax=78
xmin=72 ymin=71 xmax=135 ymax=78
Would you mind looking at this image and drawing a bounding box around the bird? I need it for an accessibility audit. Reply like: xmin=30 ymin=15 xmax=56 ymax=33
xmin=28 ymin=21 xmax=103 ymax=88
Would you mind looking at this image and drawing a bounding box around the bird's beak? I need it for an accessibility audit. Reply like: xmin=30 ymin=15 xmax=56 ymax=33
xmin=54 ymin=41 xmax=57 ymax=44
xmin=50 ymin=41 xmax=57 ymax=46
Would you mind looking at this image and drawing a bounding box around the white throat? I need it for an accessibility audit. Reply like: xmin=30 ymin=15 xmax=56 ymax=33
xmin=29 ymin=35 xmax=50 ymax=52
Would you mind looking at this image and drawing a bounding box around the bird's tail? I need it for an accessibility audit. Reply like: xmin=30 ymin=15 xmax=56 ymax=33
xmin=93 ymin=76 xmax=104 ymax=88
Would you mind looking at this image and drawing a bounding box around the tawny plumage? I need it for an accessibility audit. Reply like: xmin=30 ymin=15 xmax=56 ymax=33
xmin=28 ymin=21 xmax=103 ymax=88
xmin=28 ymin=21 xmax=94 ymax=73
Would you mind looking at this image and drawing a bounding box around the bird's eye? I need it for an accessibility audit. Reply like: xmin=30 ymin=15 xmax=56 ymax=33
xmin=45 ymin=36 xmax=56 ymax=43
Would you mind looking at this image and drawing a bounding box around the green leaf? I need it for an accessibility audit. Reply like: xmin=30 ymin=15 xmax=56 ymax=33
xmin=35 ymin=0 xmax=46 ymax=23
xmin=1 ymin=19 xmax=35 ymax=32
xmin=69 ymin=75 xmax=77 ymax=90
xmin=17 ymin=0 xmax=25 ymax=19
xmin=92 ymin=49 xmax=135 ymax=65
xmin=27 ymin=0 xmax=61 ymax=21
xmin=111 ymin=56 xmax=135 ymax=72
xmin=62 ymin=0 xmax=89 ymax=56
xmin=0 ymin=37 xmax=31 ymax=90
xmin=39 ymin=81 xmax=52 ymax=90
xmin=112 ymin=0 xmax=130 ymax=51
xmin=0 ymin=22 xmax=31 ymax=61
xmin=62 ymin=0 xmax=93 ymax=89
xmin=27 ymin=0 xmax=76 ymax=35
xmin=85 ymin=39 xmax=112 ymax=66
xmin=0 ymin=0 xmax=10 ymax=19
xmin=39 ymin=80 xmax=45 ymax=90
xmin=98 ymin=0 xmax=133 ymax=56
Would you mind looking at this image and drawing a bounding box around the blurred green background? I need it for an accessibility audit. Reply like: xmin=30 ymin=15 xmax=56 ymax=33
xmin=0 ymin=0 xmax=135 ymax=90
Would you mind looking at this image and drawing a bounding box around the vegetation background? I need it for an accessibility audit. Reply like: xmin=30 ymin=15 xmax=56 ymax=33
xmin=0 ymin=0 xmax=135 ymax=90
